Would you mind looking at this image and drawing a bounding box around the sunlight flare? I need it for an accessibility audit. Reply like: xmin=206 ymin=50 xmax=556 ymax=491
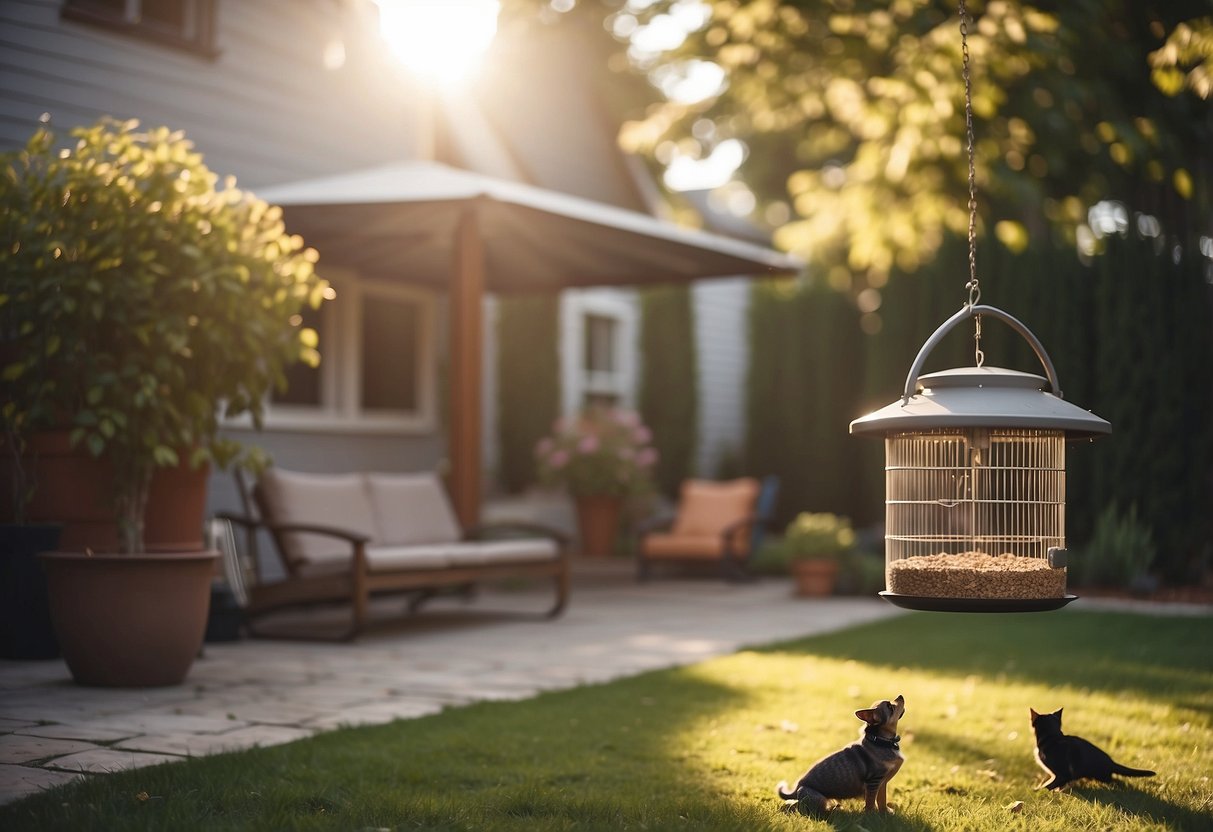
xmin=373 ymin=0 xmax=500 ymax=87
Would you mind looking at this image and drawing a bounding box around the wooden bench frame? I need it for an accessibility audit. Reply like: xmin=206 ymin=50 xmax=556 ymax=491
xmin=217 ymin=478 xmax=570 ymax=640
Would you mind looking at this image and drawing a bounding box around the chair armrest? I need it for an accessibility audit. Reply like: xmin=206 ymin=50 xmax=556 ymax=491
xmin=636 ymin=513 xmax=676 ymax=536
xmin=215 ymin=512 xmax=370 ymax=545
xmin=465 ymin=521 xmax=570 ymax=548
xmin=720 ymin=514 xmax=761 ymax=539
xmin=266 ymin=521 xmax=372 ymax=545
xmin=214 ymin=511 xmax=260 ymax=530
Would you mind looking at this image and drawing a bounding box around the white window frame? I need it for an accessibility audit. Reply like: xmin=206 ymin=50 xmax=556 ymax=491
xmin=560 ymin=289 xmax=637 ymax=416
xmin=225 ymin=270 xmax=437 ymax=434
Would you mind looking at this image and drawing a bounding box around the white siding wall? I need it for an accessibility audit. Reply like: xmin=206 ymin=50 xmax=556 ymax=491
xmin=0 ymin=0 xmax=426 ymax=188
xmin=693 ymin=278 xmax=750 ymax=477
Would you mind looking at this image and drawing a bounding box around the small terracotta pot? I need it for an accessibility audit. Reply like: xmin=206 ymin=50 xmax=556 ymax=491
xmin=792 ymin=558 xmax=840 ymax=597
xmin=575 ymin=495 xmax=623 ymax=557
xmin=40 ymin=549 xmax=219 ymax=687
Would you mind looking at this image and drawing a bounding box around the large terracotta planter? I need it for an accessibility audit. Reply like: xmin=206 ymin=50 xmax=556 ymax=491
xmin=575 ymin=495 xmax=623 ymax=557
xmin=1 ymin=430 xmax=210 ymax=552
xmin=792 ymin=558 xmax=840 ymax=597
xmin=40 ymin=549 xmax=219 ymax=687
xmin=0 ymin=524 xmax=63 ymax=659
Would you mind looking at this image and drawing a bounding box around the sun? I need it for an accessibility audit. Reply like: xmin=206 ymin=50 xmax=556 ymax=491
xmin=373 ymin=0 xmax=500 ymax=88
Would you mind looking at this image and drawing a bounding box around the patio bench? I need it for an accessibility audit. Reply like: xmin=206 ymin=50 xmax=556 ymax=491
xmin=219 ymin=468 xmax=570 ymax=639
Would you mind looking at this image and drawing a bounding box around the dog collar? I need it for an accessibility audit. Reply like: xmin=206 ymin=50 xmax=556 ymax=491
xmin=864 ymin=732 xmax=900 ymax=751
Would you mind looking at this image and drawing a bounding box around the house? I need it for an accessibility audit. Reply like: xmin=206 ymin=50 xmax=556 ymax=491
xmin=0 ymin=0 xmax=776 ymax=558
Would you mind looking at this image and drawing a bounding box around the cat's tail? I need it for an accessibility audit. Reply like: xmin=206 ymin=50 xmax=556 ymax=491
xmin=776 ymin=780 xmax=799 ymax=800
xmin=1111 ymin=762 xmax=1155 ymax=778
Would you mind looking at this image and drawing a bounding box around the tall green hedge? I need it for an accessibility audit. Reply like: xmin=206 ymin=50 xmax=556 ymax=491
xmin=495 ymin=295 xmax=560 ymax=493
xmin=639 ymin=285 xmax=698 ymax=498
xmin=746 ymin=234 xmax=1212 ymax=582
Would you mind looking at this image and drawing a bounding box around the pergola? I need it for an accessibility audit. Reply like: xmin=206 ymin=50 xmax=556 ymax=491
xmin=258 ymin=161 xmax=802 ymax=527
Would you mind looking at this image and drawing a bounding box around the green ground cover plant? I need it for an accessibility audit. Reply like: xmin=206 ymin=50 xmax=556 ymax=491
xmin=3 ymin=611 xmax=1209 ymax=831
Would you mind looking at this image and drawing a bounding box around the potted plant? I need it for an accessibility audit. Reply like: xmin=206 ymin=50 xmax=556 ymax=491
xmin=0 ymin=117 xmax=327 ymax=685
xmin=535 ymin=407 xmax=658 ymax=556
xmin=782 ymin=512 xmax=856 ymax=597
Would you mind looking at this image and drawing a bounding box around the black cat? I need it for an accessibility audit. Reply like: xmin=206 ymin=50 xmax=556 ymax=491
xmin=1029 ymin=707 xmax=1155 ymax=790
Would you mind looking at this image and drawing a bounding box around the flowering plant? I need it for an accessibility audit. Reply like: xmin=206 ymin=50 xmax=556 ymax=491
xmin=783 ymin=512 xmax=856 ymax=561
xmin=535 ymin=407 xmax=659 ymax=497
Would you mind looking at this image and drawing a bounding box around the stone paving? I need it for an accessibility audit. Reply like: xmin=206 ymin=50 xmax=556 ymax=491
xmin=1 ymin=564 xmax=1208 ymax=807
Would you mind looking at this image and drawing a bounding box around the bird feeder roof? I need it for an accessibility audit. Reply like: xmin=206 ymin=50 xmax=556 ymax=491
xmin=849 ymin=366 xmax=1111 ymax=440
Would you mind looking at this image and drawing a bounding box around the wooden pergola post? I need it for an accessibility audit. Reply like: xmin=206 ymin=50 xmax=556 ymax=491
xmin=448 ymin=201 xmax=485 ymax=529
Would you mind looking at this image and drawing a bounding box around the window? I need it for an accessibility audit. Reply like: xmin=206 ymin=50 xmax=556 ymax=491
xmin=252 ymin=277 xmax=436 ymax=434
xmin=360 ymin=295 xmax=419 ymax=412
xmin=581 ymin=312 xmax=622 ymax=408
xmin=62 ymin=0 xmax=217 ymax=56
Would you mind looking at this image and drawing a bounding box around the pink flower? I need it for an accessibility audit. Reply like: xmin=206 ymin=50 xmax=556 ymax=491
xmin=614 ymin=409 xmax=641 ymax=428
xmin=616 ymin=446 xmax=634 ymax=460
xmin=636 ymin=447 xmax=659 ymax=467
xmin=548 ymin=450 xmax=569 ymax=470
xmin=633 ymin=426 xmax=652 ymax=445
xmin=577 ymin=435 xmax=600 ymax=455
xmin=535 ymin=438 xmax=554 ymax=457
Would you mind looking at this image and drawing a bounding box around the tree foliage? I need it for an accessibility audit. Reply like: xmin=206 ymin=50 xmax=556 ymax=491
xmin=619 ymin=0 xmax=1213 ymax=289
xmin=495 ymin=295 xmax=561 ymax=493
xmin=638 ymin=285 xmax=698 ymax=497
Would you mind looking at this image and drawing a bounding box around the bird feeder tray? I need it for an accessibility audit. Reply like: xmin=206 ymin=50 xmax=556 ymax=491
xmin=851 ymin=305 xmax=1110 ymax=613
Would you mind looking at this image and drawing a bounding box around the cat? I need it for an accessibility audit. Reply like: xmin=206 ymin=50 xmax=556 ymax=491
xmin=777 ymin=695 xmax=906 ymax=815
xmin=1029 ymin=707 xmax=1155 ymax=790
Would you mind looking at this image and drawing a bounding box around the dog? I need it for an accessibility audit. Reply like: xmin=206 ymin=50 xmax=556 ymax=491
xmin=776 ymin=694 xmax=906 ymax=815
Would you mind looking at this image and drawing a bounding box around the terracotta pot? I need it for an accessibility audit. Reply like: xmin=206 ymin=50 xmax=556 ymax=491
xmin=792 ymin=558 xmax=840 ymax=597
xmin=574 ymin=495 xmax=623 ymax=557
xmin=1 ymin=430 xmax=210 ymax=552
xmin=40 ymin=549 xmax=219 ymax=687
xmin=0 ymin=524 xmax=63 ymax=659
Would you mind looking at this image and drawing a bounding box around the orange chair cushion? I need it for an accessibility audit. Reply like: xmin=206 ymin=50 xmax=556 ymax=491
xmin=671 ymin=478 xmax=760 ymax=537
xmin=641 ymin=533 xmax=726 ymax=559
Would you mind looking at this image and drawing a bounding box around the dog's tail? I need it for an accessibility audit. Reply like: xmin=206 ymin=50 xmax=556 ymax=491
xmin=1111 ymin=762 xmax=1155 ymax=778
xmin=776 ymin=780 xmax=799 ymax=801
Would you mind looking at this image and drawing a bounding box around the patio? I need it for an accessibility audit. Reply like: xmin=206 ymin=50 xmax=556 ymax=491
xmin=3 ymin=560 xmax=1207 ymax=808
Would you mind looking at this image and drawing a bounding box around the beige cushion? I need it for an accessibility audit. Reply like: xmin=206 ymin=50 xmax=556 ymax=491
xmin=445 ymin=539 xmax=559 ymax=567
xmin=672 ymin=478 xmax=760 ymax=537
xmin=366 ymin=544 xmax=451 ymax=572
xmin=365 ymin=472 xmax=462 ymax=546
xmin=258 ymin=469 xmax=377 ymax=568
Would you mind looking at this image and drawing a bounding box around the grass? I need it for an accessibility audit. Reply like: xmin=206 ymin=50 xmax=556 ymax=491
xmin=3 ymin=610 xmax=1211 ymax=831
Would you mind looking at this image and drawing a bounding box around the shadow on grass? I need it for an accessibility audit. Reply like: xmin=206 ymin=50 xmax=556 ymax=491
xmin=1065 ymin=783 xmax=1211 ymax=830
xmin=0 ymin=667 xmax=790 ymax=831
xmin=757 ymin=610 xmax=1213 ymax=700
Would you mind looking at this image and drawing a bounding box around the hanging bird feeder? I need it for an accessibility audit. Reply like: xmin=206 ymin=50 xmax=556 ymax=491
xmin=848 ymin=2 xmax=1110 ymax=612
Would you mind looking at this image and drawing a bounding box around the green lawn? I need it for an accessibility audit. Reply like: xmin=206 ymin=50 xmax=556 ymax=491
xmin=4 ymin=610 xmax=1211 ymax=831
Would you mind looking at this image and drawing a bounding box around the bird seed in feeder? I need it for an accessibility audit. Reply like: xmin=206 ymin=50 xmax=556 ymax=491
xmin=886 ymin=552 xmax=1066 ymax=600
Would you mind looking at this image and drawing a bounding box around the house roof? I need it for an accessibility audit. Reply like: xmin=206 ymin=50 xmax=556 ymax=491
xmin=257 ymin=160 xmax=802 ymax=294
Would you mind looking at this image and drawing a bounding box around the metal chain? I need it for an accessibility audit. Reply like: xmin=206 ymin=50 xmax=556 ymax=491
xmin=959 ymin=0 xmax=982 ymax=365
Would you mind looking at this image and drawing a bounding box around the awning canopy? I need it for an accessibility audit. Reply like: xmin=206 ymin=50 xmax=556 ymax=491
xmin=257 ymin=160 xmax=802 ymax=528
xmin=258 ymin=161 xmax=801 ymax=293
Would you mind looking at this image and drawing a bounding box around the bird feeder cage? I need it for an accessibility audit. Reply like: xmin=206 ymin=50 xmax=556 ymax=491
xmin=850 ymin=305 xmax=1110 ymax=612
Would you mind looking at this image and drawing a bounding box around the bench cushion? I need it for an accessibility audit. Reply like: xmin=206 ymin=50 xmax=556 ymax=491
xmin=365 ymin=473 xmax=462 ymax=546
xmin=444 ymin=539 xmax=560 ymax=566
xmin=258 ymin=469 xmax=377 ymax=568
xmin=364 ymin=539 xmax=558 ymax=573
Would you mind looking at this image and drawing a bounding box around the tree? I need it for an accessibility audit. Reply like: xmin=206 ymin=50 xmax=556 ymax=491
xmin=617 ymin=0 xmax=1212 ymax=289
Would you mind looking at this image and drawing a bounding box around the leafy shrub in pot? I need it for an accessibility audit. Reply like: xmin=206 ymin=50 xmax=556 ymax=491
xmin=1 ymin=117 xmax=328 ymax=552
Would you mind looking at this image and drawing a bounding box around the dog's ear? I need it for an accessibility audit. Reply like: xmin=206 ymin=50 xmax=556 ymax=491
xmin=855 ymin=708 xmax=879 ymax=724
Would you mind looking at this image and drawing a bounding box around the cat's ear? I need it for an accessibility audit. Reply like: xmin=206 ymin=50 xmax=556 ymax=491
xmin=855 ymin=708 xmax=879 ymax=724
xmin=1030 ymin=708 xmax=1039 ymax=721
